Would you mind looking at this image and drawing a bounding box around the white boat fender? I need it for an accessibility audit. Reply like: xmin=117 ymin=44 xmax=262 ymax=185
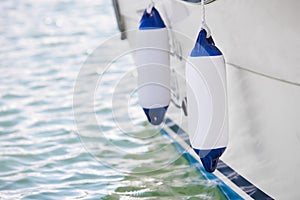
xmin=135 ymin=6 xmax=170 ymax=125
xmin=186 ymin=29 xmax=228 ymax=172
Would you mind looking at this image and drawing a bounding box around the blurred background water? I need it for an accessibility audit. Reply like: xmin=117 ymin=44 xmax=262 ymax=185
xmin=0 ymin=0 xmax=227 ymax=199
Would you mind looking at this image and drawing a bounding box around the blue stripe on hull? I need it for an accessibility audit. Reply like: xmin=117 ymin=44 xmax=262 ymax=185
xmin=161 ymin=129 xmax=243 ymax=200
xmin=164 ymin=118 xmax=274 ymax=199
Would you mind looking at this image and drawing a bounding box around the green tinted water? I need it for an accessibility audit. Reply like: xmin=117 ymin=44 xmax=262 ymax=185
xmin=0 ymin=0 xmax=227 ymax=199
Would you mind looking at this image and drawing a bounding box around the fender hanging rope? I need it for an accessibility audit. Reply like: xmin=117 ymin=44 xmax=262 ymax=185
xmin=146 ymin=0 xmax=154 ymax=14
xmin=201 ymin=0 xmax=211 ymax=37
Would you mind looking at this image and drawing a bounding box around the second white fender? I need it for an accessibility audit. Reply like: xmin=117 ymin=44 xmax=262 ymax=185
xmin=186 ymin=29 xmax=228 ymax=172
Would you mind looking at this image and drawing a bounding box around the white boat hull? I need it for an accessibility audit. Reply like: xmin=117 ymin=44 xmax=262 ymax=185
xmin=113 ymin=0 xmax=300 ymax=199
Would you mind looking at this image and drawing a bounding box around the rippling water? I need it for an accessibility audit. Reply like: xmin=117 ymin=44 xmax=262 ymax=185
xmin=0 ymin=0 xmax=227 ymax=199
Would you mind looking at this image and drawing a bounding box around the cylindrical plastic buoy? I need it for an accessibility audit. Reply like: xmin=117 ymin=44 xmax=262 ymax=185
xmin=186 ymin=29 xmax=228 ymax=173
xmin=135 ymin=7 xmax=170 ymax=125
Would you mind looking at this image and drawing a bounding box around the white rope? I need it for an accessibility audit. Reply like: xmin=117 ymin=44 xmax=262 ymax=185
xmin=201 ymin=0 xmax=205 ymax=27
xmin=146 ymin=0 xmax=154 ymax=14
xmin=201 ymin=0 xmax=211 ymax=37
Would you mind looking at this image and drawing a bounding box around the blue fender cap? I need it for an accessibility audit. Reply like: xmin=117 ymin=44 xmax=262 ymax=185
xmin=193 ymin=147 xmax=226 ymax=173
xmin=139 ymin=7 xmax=166 ymax=30
xmin=143 ymin=106 xmax=168 ymax=125
xmin=190 ymin=29 xmax=222 ymax=57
